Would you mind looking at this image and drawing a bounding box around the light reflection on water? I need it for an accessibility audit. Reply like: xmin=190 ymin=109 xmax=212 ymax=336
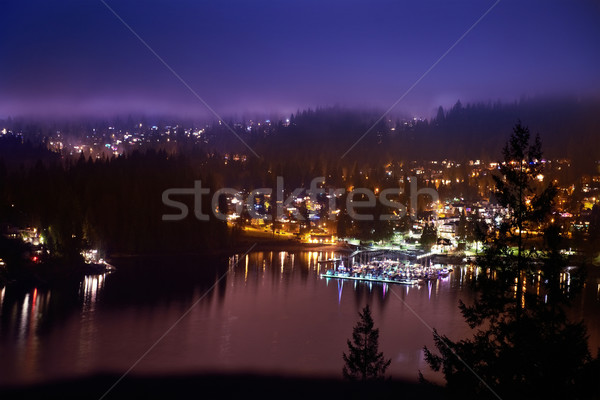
xmin=0 ymin=251 xmax=598 ymax=387
xmin=8 ymin=287 xmax=52 ymax=383
xmin=77 ymin=274 xmax=109 ymax=372
xmin=80 ymin=274 xmax=107 ymax=312
xmin=15 ymin=289 xmax=51 ymax=345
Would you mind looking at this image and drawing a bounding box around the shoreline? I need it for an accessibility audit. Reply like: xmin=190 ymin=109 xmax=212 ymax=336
xmin=106 ymin=240 xmax=357 ymax=262
xmin=5 ymin=237 xmax=595 ymax=290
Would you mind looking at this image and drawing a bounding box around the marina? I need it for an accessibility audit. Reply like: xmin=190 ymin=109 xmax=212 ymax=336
xmin=319 ymin=251 xmax=453 ymax=286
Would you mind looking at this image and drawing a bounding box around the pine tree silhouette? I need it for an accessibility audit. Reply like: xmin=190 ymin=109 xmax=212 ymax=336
xmin=342 ymin=304 xmax=391 ymax=381
xmin=423 ymin=123 xmax=599 ymax=399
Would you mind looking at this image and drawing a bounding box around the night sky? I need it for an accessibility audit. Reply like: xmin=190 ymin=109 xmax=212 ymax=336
xmin=1 ymin=0 xmax=599 ymax=119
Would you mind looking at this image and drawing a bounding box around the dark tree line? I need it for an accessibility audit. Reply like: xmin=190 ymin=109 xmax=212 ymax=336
xmin=1 ymin=149 xmax=230 ymax=260
xmin=3 ymin=96 xmax=599 ymax=180
xmin=194 ymin=97 xmax=600 ymax=173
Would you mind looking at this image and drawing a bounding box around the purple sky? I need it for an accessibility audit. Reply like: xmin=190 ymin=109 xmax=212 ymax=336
xmin=1 ymin=0 xmax=599 ymax=119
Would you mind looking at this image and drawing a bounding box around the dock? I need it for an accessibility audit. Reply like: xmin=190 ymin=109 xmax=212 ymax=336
xmin=320 ymin=271 xmax=419 ymax=285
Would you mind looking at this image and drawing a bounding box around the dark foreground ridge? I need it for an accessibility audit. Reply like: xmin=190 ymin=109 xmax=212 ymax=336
xmin=0 ymin=373 xmax=447 ymax=400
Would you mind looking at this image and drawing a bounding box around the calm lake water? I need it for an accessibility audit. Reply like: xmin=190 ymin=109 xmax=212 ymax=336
xmin=1 ymin=250 xmax=599 ymax=387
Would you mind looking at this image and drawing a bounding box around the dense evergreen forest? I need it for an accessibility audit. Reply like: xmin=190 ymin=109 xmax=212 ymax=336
xmin=202 ymin=97 xmax=600 ymax=172
xmin=0 ymin=149 xmax=229 ymax=258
